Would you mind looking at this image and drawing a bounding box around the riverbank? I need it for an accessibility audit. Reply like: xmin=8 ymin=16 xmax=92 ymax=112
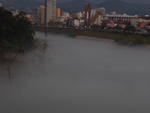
xmin=35 ymin=27 xmax=150 ymax=45
xmin=75 ymin=31 xmax=150 ymax=45
xmin=76 ymin=35 xmax=114 ymax=42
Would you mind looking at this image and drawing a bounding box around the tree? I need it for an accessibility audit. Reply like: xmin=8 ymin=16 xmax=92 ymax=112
xmin=124 ymin=23 xmax=136 ymax=33
xmin=0 ymin=8 xmax=34 ymax=51
xmin=0 ymin=8 xmax=35 ymax=78
xmin=100 ymin=20 xmax=107 ymax=30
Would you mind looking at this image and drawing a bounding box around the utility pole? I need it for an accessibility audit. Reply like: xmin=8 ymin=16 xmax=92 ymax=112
xmin=45 ymin=0 xmax=47 ymax=27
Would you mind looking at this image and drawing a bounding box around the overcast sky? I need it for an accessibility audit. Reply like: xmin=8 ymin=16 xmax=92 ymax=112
xmin=57 ymin=0 xmax=150 ymax=4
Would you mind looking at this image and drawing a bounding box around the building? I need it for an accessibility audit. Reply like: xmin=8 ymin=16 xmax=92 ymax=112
xmin=38 ymin=5 xmax=46 ymax=25
xmin=138 ymin=16 xmax=150 ymax=28
xmin=93 ymin=15 xmax=104 ymax=25
xmin=105 ymin=14 xmax=138 ymax=23
xmin=46 ymin=0 xmax=56 ymax=24
xmin=84 ymin=4 xmax=105 ymax=26
xmin=11 ymin=10 xmax=19 ymax=16
xmin=56 ymin=8 xmax=62 ymax=17
xmin=0 ymin=2 xmax=2 ymax=7
xmin=91 ymin=8 xmax=106 ymax=18
xmin=76 ymin=12 xmax=84 ymax=19
xmin=105 ymin=13 xmax=139 ymax=26
xmin=74 ymin=19 xmax=80 ymax=27
xmin=26 ymin=14 xmax=35 ymax=24
xmin=96 ymin=8 xmax=106 ymax=16
xmin=62 ymin=12 xmax=70 ymax=19
xmin=84 ymin=3 xmax=92 ymax=25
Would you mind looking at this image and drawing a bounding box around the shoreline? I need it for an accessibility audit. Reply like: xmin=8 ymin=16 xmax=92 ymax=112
xmin=76 ymin=35 xmax=114 ymax=42
xmin=35 ymin=27 xmax=150 ymax=45
xmin=76 ymin=35 xmax=150 ymax=49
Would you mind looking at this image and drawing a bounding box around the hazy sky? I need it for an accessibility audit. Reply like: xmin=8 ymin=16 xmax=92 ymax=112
xmin=58 ymin=0 xmax=150 ymax=4
xmin=1 ymin=0 xmax=150 ymax=4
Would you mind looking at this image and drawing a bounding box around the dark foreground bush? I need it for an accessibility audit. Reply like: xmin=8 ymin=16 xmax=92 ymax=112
xmin=0 ymin=7 xmax=34 ymax=52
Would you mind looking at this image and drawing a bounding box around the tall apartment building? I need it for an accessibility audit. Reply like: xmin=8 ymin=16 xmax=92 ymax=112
xmin=85 ymin=3 xmax=92 ymax=20
xmin=38 ymin=5 xmax=46 ymax=25
xmin=84 ymin=3 xmax=92 ymax=26
xmin=46 ymin=0 xmax=56 ymax=24
xmin=56 ymin=8 xmax=62 ymax=17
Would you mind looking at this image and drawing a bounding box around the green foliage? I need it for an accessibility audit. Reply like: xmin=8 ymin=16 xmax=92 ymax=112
xmin=0 ymin=8 xmax=34 ymax=51
xmin=100 ymin=21 xmax=107 ymax=30
xmin=124 ymin=24 xmax=136 ymax=33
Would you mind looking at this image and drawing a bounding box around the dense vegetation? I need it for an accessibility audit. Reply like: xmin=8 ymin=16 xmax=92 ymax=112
xmin=0 ymin=7 xmax=34 ymax=52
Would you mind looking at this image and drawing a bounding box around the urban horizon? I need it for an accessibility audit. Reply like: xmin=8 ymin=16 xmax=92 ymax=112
xmin=1 ymin=0 xmax=150 ymax=113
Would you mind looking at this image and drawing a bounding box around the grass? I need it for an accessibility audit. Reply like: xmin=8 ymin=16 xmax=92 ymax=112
xmin=35 ymin=27 xmax=150 ymax=45
xmin=76 ymin=31 xmax=150 ymax=45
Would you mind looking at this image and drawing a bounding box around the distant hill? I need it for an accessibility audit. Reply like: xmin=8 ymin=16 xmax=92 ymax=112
xmin=0 ymin=0 xmax=42 ymax=11
xmin=59 ymin=0 xmax=150 ymax=15
xmin=57 ymin=0 xmax=89 ymax=12
xmin=97 ymin=0 xmax=150 ymax=15
xmin=1 ymin=0 xmax=150 ymax=15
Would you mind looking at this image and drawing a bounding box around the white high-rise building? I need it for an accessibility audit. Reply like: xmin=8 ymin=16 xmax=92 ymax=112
xmin=46 ymin=0 xmax=56 ymax=24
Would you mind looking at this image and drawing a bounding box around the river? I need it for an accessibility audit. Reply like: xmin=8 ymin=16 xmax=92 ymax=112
xmin=0 ymin=32 xmax=150 ymax=113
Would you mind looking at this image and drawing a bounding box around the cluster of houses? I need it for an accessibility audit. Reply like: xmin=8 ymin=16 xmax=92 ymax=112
xmin=64 ymin=8 xmax=150 ymax=34
xmin=2 ymin=1 xmax=149 ymax=34
xmin=0 ymin=0 xmax=150 ymax=34
xmin=46 ymin=4 xmax=150 ymax=34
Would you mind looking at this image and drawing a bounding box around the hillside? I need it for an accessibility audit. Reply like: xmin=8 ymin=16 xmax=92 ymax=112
xmin=98 ymin=0 xmax=150 ymax=15
xmin=1 ymin=0 xmax=150 ymax=15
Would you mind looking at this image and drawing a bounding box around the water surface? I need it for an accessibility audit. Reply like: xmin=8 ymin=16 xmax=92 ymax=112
xmin=0 ymin=32 xmax=150 ymax=113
